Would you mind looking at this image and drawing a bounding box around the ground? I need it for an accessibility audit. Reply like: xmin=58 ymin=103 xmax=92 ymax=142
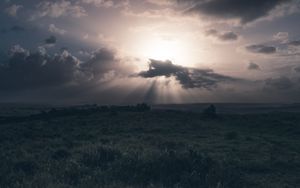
xmin=0 ymin=107 xmax=300 ymax=188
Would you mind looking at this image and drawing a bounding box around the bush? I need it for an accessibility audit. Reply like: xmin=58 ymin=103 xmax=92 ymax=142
xmin=136 ymin=103 xmax=151 ymax=112
xmin=202 ymin=104 xmax=217 ymax=118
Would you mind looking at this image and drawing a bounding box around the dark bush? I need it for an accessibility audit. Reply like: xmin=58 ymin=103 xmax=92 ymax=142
xmin=202 ymin=104 xmax=217 ymax=118
xmin=136 ymin=103 xmax=151 ymax=112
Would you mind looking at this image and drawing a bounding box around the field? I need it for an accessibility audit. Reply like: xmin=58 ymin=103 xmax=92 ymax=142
xmin=0 ymin=105 xmax=300 ymax=188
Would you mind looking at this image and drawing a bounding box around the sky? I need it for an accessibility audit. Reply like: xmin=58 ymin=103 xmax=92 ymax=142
xmin=0 ymin=0 xmax=300 ymax=104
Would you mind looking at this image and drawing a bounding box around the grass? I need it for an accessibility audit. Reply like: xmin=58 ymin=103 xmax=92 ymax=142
xmin=0 ymin=108 xmax=300 ymax=187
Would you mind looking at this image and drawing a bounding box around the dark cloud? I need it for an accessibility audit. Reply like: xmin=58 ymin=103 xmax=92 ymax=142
xmin=248 ymin=62 xmax=260 ymax=70
xmin=182 ymin=0 xmax=290 ymax=24
xmin=205 ymin=29 xmax=238 ymax=41
xmin=0 ymin=46 xmax=80 ymax=90
xmin=0 ymin=45 xmax=147 ymax=104
xmin=246 ymin=44 xmax=276 ymax=54
xmin=288 ymin=40 xmax=300 ymax=46
xmin=45 ymin=36 xmax=57 ymax=44
xmin=265 ymin=76 xmax=294 ymax=90
xmin=0 ymin=45 xmax=131 ymax=91
xmin=138 ymin=59 xmax=238 ymax=89
xmin=81 ymin=48 xmax=133 ymax=80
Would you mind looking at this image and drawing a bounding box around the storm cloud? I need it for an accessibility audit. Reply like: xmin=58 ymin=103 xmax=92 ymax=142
xmin=138 ymin=59 xmax=238 ymax=89
xmin=0 ymin=46 xmax=80 ymax=90
xmin=0 ymin=45 xmax=131 ymax=91
xmin=182 ymin=0 xmax=291 ymax=24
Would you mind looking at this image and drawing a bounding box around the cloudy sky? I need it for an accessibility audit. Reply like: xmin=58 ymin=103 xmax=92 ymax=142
xmin=0 ymin=0 xmax=300 ymax=104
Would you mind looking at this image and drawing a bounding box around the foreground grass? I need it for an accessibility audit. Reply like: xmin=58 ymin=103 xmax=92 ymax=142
xmin=0 ymin=109 xmax=300 ymax=187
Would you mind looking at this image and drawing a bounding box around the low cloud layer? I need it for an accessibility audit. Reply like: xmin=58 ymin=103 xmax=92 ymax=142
xmin=138 ymin=59 xmax=238 ymax=89
xmin=0 ymin=45 xmax=299 ymax=103
xmin=0 ymin=45 xmax=130 ymax=91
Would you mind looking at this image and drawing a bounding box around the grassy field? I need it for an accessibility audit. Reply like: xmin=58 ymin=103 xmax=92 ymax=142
xmin=0 ymin=107 xmax=300 ymax=188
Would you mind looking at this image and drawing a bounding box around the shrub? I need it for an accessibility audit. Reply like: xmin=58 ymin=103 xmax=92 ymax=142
xmin=202 ymin=104 xmax=217 ymax=118
xmin=136 ymin=103 xmax=151 ymax=112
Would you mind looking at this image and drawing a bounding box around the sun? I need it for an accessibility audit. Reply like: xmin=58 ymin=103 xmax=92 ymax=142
xmin=136 ymin=36 xmax=192 ymax=65
xmin=145 ymin=39 xmax=179 ymax=61
xmin=127 ymin=33 xmax=198 ymax=68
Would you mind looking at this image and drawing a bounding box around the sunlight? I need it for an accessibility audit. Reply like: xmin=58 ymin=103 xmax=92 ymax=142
xmin=145 ymin=39 xmax=179 ymax=61
xmin=136 ymin=36 xmax=193 ymax=66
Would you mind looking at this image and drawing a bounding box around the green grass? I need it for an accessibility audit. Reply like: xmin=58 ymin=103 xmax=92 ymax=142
xmin=0 ymin=110 xmax=300 ymax=187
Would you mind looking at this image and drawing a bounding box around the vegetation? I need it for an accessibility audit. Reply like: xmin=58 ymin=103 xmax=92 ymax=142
xmin=0 ymin=105 xmax=300 ymax=187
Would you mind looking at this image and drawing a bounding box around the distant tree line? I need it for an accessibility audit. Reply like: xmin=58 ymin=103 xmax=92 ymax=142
xmin=0 ymin=103 xmax=151 ymax=123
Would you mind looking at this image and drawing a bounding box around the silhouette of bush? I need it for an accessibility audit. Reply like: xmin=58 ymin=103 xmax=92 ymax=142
xmin=136 ymin=103 xmax=151 ymax=112
xmin=202 ymin=104 xmax=217 ymax=118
